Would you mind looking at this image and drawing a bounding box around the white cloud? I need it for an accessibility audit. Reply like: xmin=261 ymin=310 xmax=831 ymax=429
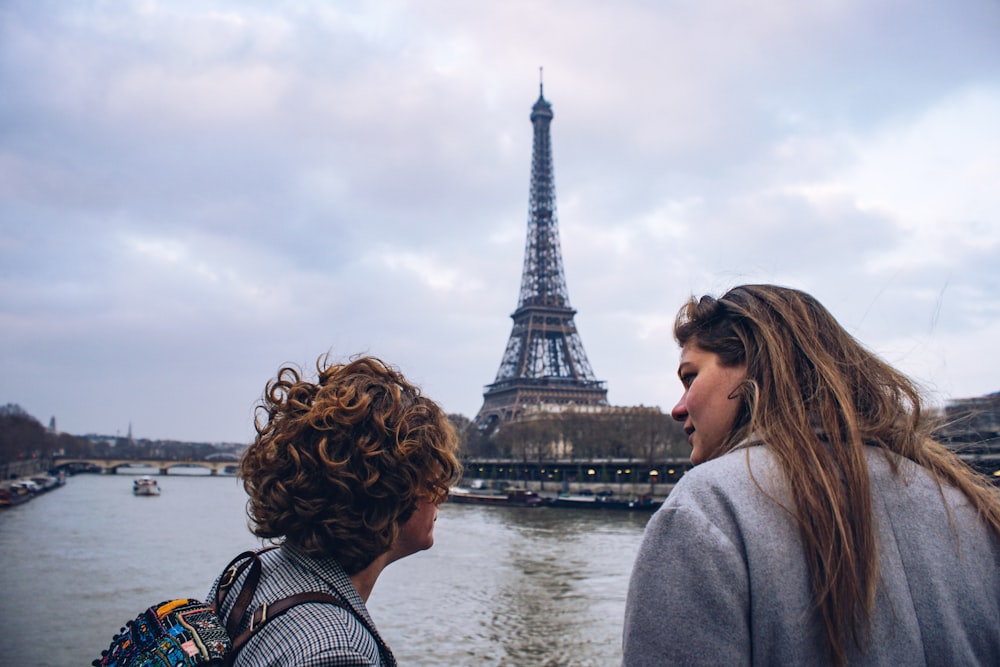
xmin=374 ymin=248 xmax=483 ymax=294
xmin=1 ymin=0 xmax=998 ymax=440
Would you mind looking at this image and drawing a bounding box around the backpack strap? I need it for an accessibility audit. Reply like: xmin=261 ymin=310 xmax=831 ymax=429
xmin=228 ymin=592 xmax=349 ymax=657
xmin=217 ymin=548 xmax=396 ymax=666
xmin=215 ymin=547 xmax=280 ymax=640
xmin=215 ymin=550 xmax=256 ymax=607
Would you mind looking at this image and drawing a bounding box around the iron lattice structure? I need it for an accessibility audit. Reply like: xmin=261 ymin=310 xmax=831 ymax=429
xmin=476 ymin=84 xmax=608 ymax=430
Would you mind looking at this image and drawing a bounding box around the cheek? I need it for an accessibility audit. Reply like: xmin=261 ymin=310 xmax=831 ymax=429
xmin=721 ymin=398 xmax=742 ymax=430
xmin=715 ymin=383 xmax=745 ymax=432
xmin=414 ymin=505 xmax=437 ymax=532
xmin=686 ymin=388 xmax=710 ymax=418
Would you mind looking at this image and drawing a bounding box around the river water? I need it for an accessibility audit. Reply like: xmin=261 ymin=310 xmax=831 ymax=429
xmin=0 ymin=470 xmax=651 ymax=666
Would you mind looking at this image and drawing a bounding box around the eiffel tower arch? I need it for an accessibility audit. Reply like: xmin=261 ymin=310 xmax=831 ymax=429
xmin=476 ymin=82 xmax=609 ymax=431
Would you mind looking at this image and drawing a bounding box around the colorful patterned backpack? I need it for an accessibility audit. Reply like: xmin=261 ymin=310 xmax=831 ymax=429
xmin=93 ymin=549 xmax=349 ymax=667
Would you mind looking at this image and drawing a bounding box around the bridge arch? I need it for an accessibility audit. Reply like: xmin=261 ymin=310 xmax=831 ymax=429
xmin=52 ymin=457 xmax=238 ymax=476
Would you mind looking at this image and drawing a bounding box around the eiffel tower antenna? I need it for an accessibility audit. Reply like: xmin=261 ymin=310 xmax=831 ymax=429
xmin=476 ymin=80 xmax=608 ymax=430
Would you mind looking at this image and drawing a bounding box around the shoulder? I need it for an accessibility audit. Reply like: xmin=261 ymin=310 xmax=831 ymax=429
xmin=865 ymin=447 xmax=994 ymax=538
xmin=258 ymin=546 xmax=363 ymax=607
xmin=647 ymin=446 xmax=791 ymax=548
xmin=241 ymin=602 xmax=383 ymax=667
xmin=223 ymin=547 xmax=392 ymax=666
xmin=668 ymin=445 xmax=783 ymax=508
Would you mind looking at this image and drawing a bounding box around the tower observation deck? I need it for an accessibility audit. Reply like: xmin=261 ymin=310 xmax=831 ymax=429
xmin=476 ymin=82 xmax=608 ymax=430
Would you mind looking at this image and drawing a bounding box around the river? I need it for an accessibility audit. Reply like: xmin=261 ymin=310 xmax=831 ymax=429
xmin=0 ymin=469 xmax=651 ymax=666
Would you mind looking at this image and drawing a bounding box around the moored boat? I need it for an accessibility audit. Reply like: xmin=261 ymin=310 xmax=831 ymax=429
xmin=448 ymin=487 xmax=543 ymax=507
xmin=132 ymin=476 xmax=161 ymax=496
xmin=0 ymin=480 xmax=34 ymax=507
xmin=30 ymin=473 xmax=65 ymax=492
xmin=546 ymin=492 xmax=660 ymax=511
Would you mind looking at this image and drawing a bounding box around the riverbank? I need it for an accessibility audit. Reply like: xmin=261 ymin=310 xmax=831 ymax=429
xmin=463 ymin=478 xmax=674 ymax=504
xmin=1 ymin=456 xmax=54 ymax=482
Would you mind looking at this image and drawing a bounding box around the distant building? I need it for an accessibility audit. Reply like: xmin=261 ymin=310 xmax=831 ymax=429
xmin=938 ymin=391 xmax=1000 ymax=454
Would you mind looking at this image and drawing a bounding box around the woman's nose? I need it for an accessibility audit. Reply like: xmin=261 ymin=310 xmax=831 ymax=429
xmin=671 ymin=396 xmax=687 ymax=422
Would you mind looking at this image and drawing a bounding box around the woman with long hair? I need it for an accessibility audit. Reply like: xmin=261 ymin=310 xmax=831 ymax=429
xmin=622 ymin=284 xmax=1000 ymax=666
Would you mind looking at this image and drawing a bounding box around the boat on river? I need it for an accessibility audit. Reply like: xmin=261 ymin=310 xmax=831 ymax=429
xmin=132 ymin=476 xmax=161 ymax=496
xmin=448 ymin=487 xmax=543 ymax=507
xmin=0 ymin=480 xmax=35 ymax=507
xmin=0 ymin=473 xmax=66 ymax=507
xmin=30 ymin=473 xmax=65 ymax=493
xmin=545 ymin=492 xmax=661 ymax=511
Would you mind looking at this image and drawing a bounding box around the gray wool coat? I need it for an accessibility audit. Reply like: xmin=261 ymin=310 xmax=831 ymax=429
xmin=622 ymin=444 xmax=1000 ymax=666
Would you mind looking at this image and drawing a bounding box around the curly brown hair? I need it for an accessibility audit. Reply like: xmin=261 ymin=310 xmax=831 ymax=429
xmin=240 ymin=355 xmax=461 ymax=575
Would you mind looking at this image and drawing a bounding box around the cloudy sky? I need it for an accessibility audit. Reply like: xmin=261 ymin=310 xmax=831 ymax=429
xmin=2 ymin=1 xmax=998 ymax=443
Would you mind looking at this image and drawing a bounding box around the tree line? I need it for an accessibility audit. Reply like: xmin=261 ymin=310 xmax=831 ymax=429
xmin=7 ymin=389 xmax=998 ymax=473
xmin=0 ymin=404 xmax=242 ymax=471
xmin=0 ymin=404 xmax=92 ymax=469
xmin=450 ymin=406 xmax=690 ymax=464
xmin=2 ymin=402 xmax=691 ymax=471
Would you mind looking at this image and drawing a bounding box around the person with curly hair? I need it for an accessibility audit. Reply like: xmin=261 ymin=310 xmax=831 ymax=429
xmin=209 ymin=355 xmax=461 ymax=666
xmin=622 ymin=284 xmax=1000 ymax=666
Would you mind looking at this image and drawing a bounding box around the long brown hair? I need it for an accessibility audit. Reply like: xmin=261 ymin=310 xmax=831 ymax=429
xmin=675 ymin=284 xmax=1000 ymax=665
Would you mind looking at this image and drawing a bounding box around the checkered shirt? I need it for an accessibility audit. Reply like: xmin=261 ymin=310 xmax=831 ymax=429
xmin=208 ymin=544 xmax=396 ymax=667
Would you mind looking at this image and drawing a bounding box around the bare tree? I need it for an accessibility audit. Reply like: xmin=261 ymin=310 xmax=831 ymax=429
xmin=447 ymin=414 xmax=473 ymax=457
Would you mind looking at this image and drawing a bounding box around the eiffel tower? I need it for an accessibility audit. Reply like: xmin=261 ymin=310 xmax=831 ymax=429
xmin=476 ymin=80 xmax=608 ymax=430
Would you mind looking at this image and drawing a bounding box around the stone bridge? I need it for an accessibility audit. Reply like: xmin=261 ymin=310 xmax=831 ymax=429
xmin=52 ymin=457 xmax=237 ymax=476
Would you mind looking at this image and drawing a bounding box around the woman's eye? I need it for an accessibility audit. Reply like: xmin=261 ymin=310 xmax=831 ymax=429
xmin=680 ymin=373 xmax=695 ymax=388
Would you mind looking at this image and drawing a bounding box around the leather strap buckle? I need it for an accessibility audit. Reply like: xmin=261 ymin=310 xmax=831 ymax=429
xmin=249 ymin=602 xmax=268 ymax=632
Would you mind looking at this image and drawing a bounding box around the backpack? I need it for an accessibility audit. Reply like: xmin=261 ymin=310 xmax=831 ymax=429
xmin=93 ymin=548 xmax=353 ymax=667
